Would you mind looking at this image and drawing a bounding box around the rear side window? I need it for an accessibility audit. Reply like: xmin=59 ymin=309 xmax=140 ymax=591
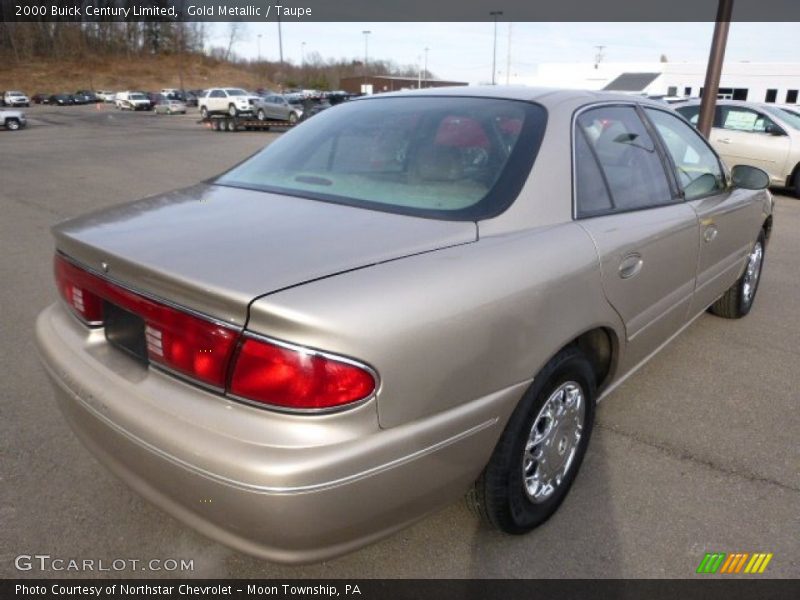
xmin=217 ymin=97 xmax=547 ymax=221
xmin=575 ymin=105 xmax=673 ymax=215
xmin=574 ymin=128 xmax=613 ymax=217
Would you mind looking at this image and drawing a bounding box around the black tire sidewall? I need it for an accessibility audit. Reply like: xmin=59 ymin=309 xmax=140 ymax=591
xmin=736 ymin=231 xmax=766 ymax=316
xmin=485 ymin=347 xmax=596 ymax=533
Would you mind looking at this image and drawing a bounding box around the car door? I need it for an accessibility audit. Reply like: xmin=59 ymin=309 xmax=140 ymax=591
xmin=643 ymin=107 xmax=763 ymax=315
xmin=266 ymin=96 xmax=283 ymax=119
xmin=574 ymin=104 xmax=700 ymax=371
xmin=209 ymin=89 xmax=226 ymax=112
xmin=712 ymin=106 xmax=791 ymax=183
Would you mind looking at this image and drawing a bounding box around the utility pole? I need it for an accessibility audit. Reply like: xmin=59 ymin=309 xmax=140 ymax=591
xmin=490 ymin=11 xmax=503 ymax=85
xmin=698 ymin=0 xmax=734 ymax=138
xmin=424 ymin=47 xmax=429 ymax=86
xmin=257 ymin=34 xmax=262 ymax=62
xmin=506 ymin=23 xmax=512 ymax=85
xmin=594 ymin=45 xmax=605 ymax=69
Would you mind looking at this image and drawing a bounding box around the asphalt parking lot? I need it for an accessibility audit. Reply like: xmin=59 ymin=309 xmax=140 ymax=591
xmin=1 ymin=104 xmax=798 ymax=578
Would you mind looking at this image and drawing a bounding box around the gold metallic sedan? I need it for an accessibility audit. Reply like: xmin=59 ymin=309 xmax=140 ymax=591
xmin=36 ymin=87 xmax=773 ymax=563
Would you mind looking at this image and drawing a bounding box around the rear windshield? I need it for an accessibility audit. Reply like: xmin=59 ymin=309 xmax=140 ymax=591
xmin=216 ymin=96 xmax=546 ymax=220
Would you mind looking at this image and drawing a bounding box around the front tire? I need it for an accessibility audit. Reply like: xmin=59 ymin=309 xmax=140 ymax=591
xmin=5 ymin=118 xmax=20 ymax=131
xmin=257 ymin=109 xmax=266 ymax=121
xmin=288 ymin=112 xmax=299 ymax=125
xmin=709 ymin=230 xmax=766 ymax=319
xmin=467 ymin=346 xmax=596 ymax=534
xmin=228 ymin=104 xmax=238 ymax=117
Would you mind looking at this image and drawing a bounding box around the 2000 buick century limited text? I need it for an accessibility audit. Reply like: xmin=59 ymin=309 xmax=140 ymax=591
xmin=36 ymin=87 xmax=773 ymax=563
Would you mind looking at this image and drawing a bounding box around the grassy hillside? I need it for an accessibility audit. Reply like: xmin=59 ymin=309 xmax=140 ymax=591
xmin=0 ymin=54 xmax=274 ymax=94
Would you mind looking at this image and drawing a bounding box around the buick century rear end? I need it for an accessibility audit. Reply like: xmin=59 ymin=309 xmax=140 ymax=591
xmin=36 ymin=88 xmax=772 ymax=562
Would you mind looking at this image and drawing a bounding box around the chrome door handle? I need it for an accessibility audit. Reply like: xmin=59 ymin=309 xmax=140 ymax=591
xmin=618 ymin=253 xmax=644 ymax=279
xmin=703 ymin=226 xmax=719 ymax=243
xmin=716 ymin=138 xmax=732 ymax=144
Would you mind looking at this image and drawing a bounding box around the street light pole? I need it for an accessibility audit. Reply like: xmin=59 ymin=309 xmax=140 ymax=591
xmin=277 ymin=14 xmax=284 ymax=64
xmin=490 ymin=11 xmax=503 ymax=85
xmin=362 ymin=30 xmax=371 ymax=91
xmin=698 ymin=0 xmax=734 ymax=138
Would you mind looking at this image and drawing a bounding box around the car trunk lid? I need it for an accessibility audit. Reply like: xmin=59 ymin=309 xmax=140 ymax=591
xmin=53 ymin=183 xmax=477 ymax=326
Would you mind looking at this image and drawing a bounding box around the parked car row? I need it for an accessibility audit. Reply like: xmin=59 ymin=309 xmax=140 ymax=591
xmin=197 ymin=87 xmax=355 ymax=123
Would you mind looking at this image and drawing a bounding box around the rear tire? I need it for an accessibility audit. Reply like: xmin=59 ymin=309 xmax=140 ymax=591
xmin=200 ymin=106 xmax=208 ymax=119
xmin=467 ymin=346 xmax=596 ymax=534
xmin=792 ymin=168 xmax=800 ymax=198
xmin=226 ymin=119 xmax=236 ymax=132
xmin=709 ymin=230 xmax=766 ymax=319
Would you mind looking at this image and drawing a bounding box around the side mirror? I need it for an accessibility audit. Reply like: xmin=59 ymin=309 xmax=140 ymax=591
xmin=764 ymin=123 xmax=785 ymax=136
xmin=731 ymin=165 xmax=770 ymax=190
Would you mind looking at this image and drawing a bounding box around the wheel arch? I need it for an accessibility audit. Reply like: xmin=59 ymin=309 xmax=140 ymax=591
xmin=762 ymin=213 xmax=773 ymax=244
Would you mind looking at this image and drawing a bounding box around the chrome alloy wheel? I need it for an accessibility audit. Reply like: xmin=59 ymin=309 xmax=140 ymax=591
xmin=742 ymin=241 xmax=763 ymax=304
xmin=522 ymin=381 xmax=586 ymax=503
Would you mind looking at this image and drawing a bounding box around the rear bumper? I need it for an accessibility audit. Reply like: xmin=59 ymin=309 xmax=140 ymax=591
xmin=36 ymin=303 xmax=523 ymax=563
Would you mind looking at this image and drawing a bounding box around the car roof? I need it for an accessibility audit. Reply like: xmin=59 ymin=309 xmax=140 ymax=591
xmin=358 ymin=85 xmax=672 ymax=110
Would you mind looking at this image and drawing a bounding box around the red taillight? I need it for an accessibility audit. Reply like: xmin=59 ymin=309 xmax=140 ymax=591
xmin=53 ymin=254 xmax=238 ymax=388
xmin=229 ymin=337 xmax=377 ymax=410
xmin=54 ymin=256 xmax=104 ymax=323
xmin=53 ymin=253 xmax=378 ymax=410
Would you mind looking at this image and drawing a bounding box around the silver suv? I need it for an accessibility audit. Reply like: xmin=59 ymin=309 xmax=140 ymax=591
xmin=1 ymin=108 xmax=26 ymax=130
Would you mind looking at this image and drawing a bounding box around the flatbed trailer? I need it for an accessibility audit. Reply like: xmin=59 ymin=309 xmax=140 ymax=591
xmin=199 ymin=115 xmax=296 ymax=132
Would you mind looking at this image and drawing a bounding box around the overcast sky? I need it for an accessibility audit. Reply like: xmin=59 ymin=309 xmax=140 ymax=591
xmin=209 ymin=22 xmax=800 ymax=84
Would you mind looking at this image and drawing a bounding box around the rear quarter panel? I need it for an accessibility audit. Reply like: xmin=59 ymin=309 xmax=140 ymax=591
xmin=247 ymin=222 xmax=624 ymax=429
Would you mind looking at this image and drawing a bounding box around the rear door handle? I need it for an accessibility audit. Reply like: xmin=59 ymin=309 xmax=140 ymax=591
xmin=716 ymin=138 xmax=732 ymax=144
xmin=618 ymin=253 xmax=644 ymax=279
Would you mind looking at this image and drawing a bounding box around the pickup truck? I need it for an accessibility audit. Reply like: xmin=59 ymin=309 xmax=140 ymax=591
xmin=1 ymin=108 xmax=27 ymax=130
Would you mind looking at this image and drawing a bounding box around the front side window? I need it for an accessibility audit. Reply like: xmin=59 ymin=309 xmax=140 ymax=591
xmin=217 ymin=97 xmax=546 ymax=220
xmin=575 ymin=105 xmax=673 ymax=213
xmin=762 ymin=105 xmax=800 ymax=131
xmin=645 ymin=108 xmax=725 ymax=200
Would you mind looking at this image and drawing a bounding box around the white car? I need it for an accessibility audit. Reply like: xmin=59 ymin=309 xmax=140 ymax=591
xmin=199 ymin=88 xmax=255 ymax=118
xmin=675 ymin=99 xmax=800 ymax=196
xmin=115 ymin=91 xmax=151 ymax=111
xmin=3 ymin=91 xmax=30 ymax=107
xmin=96 ymin=90 xmax=116 ymax=103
